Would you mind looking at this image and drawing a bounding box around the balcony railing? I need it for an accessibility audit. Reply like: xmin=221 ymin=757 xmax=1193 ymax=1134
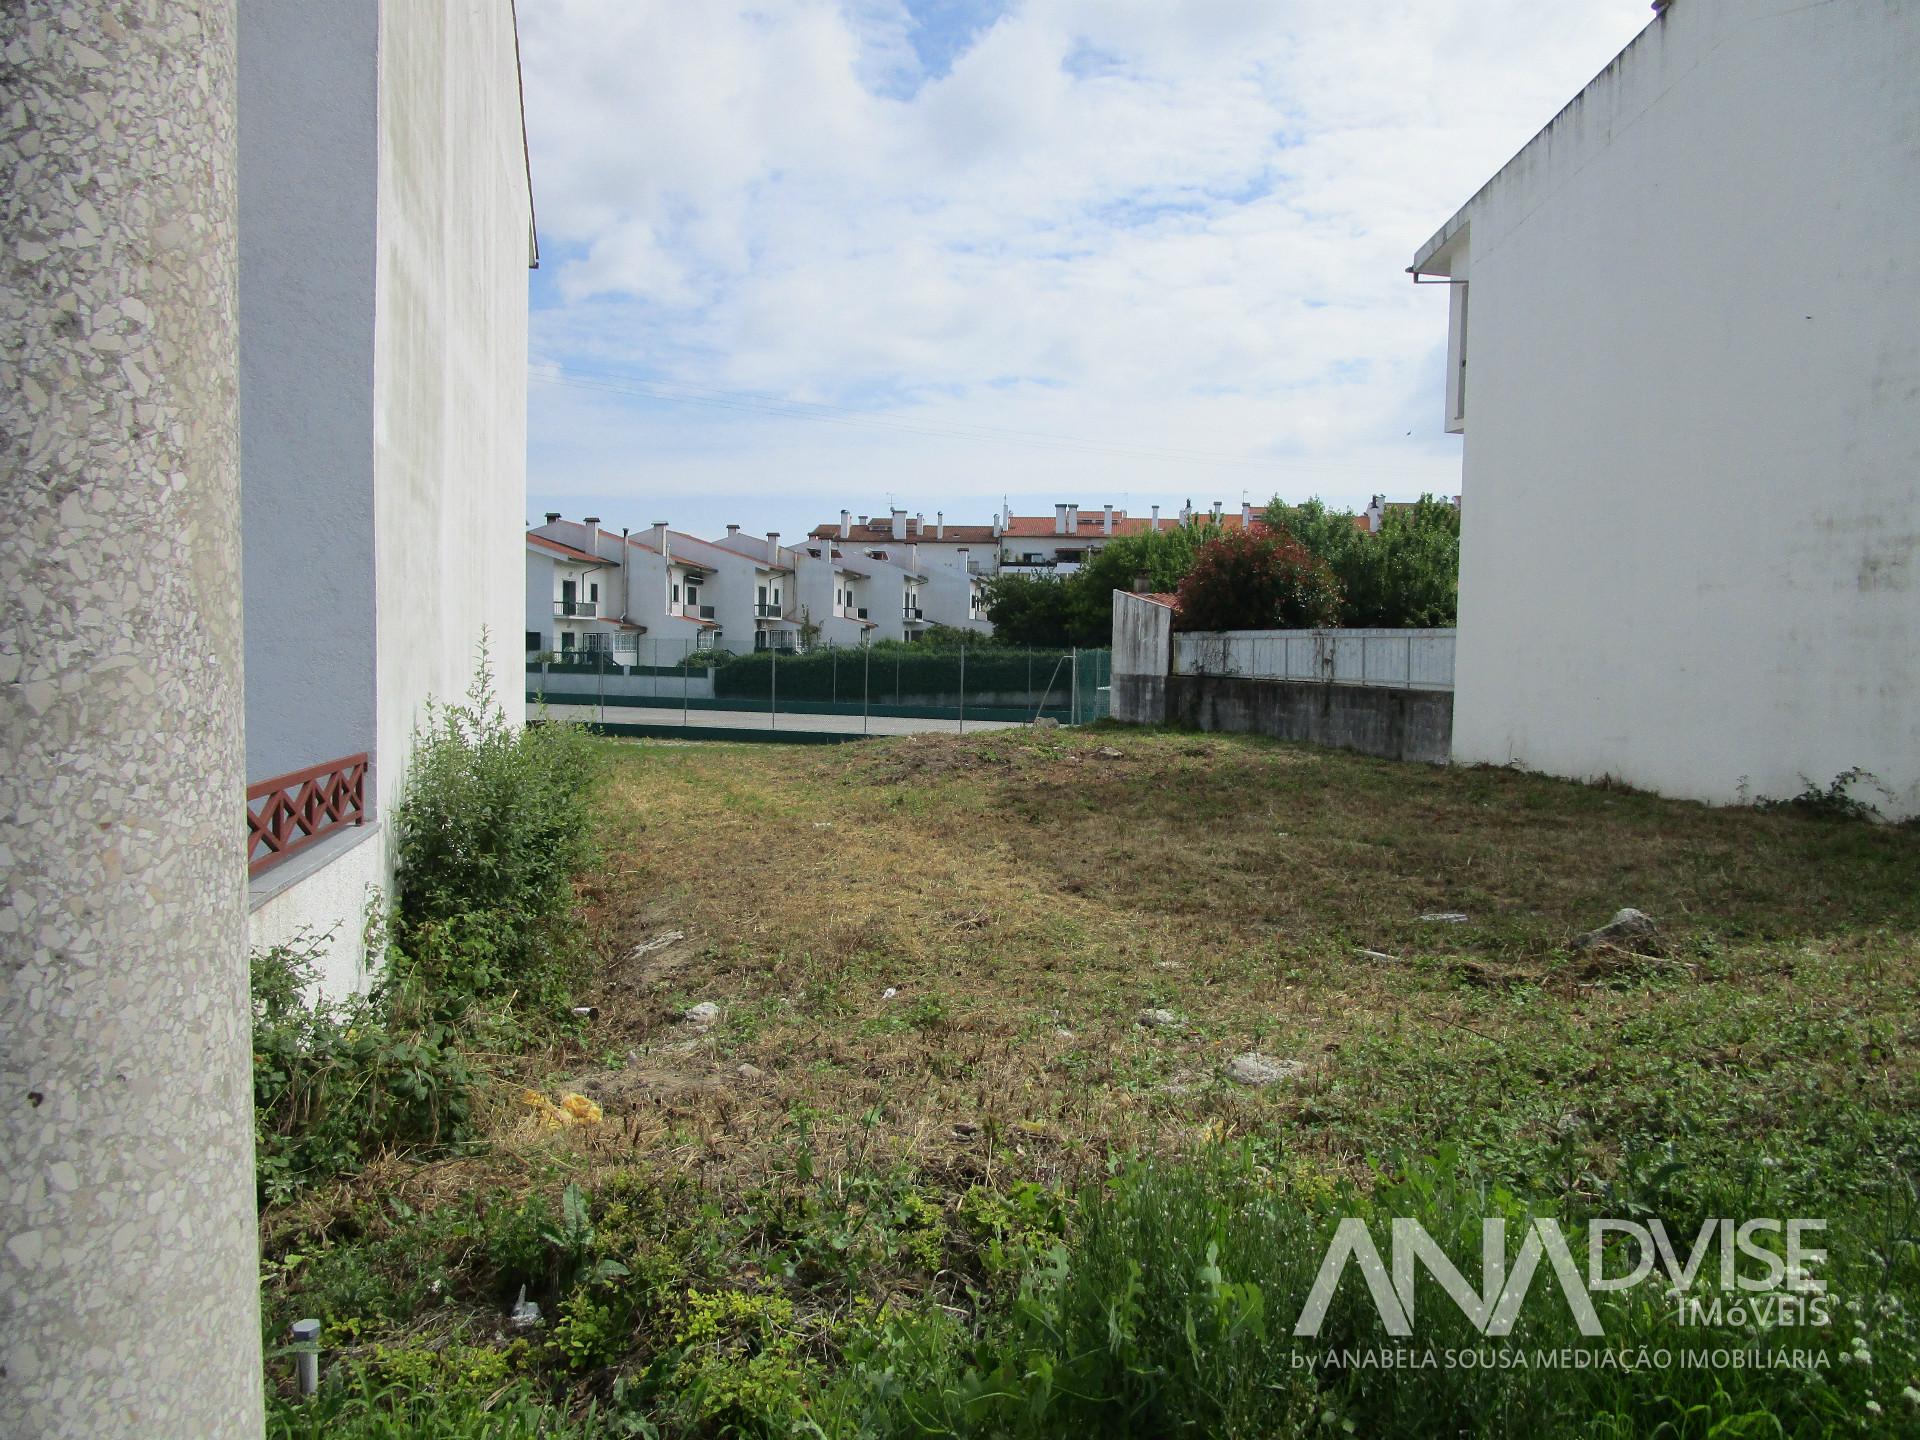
xmin=246 ymin=753 xmax=369 ymax=877
xmin=903 ymin=605 xmax=924 ymax=620
xmin=554 ymin=599 xmax=598 ymax=618
xmin=681 ymin=604 xmax=717 ymax=620
xmin=754 ymin=603 xmax=786 ymax=618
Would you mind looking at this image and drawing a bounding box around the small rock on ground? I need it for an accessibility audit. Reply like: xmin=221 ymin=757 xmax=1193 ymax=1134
xmin=1224 ymin=1053 xmax=1304 ymax=1087
xmin=1572 ymin=907 xmax=1658 ymax=950
xmin=1137 ymin=1008 xmax=1183 ymax=1030
xmin=682 ymin=1001 xmax=721 ymax=1028
xmin=1419 ymin=912 xmax=1470 ymax=924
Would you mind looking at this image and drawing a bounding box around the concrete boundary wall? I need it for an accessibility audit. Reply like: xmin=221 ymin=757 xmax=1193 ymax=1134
xmin=1164 ymin=675 xmax=1454 ymax=765
xmin=1111 ymin=593 xmax=1454 ymax=764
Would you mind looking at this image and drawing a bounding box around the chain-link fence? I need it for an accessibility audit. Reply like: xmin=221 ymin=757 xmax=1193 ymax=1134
xmin=528 ymin=637 xmax=1112 ymax=734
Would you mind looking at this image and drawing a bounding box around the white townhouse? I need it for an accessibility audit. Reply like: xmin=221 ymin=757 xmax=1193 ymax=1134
xmin=810 ymin=509 xmax=990 ymax=634
xmin=1410 ymin=0 xmax=1920 ymax=818
xmin=525 ymin=532 xmax=617 ymax=655
xmin=707 ymin=527 xmax=804 ymax=652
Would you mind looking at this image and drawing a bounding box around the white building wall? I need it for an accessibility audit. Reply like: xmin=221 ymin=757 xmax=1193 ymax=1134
xmin=524 ymin=550 xmax=554 ymax=650
xmin=238 ymin=0 xmax=379 ymax=788
xmin=1423 ymin=0 xmax=1920 ymax=817
xmin=372 ymin=0 xmax=532 ymax=848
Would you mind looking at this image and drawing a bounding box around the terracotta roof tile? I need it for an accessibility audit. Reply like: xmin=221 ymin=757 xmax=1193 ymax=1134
xmin=526 ymin=533 xmax=609 ymax=565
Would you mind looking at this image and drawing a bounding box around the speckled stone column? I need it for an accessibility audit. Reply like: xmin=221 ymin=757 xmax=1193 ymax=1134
xmin=0 ymin=4 xmax=262 ymax=1437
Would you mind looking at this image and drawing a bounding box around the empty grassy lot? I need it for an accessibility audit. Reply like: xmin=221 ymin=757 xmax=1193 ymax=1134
xmin=264 ymin=727 xmax=1920 ymax=1437
xmin=565 ymin=727 xmax=1918 ymax=1202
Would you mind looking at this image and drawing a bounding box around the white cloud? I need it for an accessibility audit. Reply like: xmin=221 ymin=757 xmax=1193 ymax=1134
xmin=517 ymin=0 xmax=1652 ymax=534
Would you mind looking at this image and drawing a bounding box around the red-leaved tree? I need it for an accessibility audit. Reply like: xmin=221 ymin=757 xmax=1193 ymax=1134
xmin=1172 ymin=529 xmax=1342 ymax=632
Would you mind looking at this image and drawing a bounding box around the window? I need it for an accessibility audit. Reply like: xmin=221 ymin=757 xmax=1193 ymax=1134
xmin=560 ymin=632 xmax=575 ymax=651
xmin=687 ymin=585 xmax=700 ymax=606
xmin=672 ymin=582 xmax=680 ymax=604
xmin=583 ymin=632 xmax=609 ymax=653
xmin=524 ymin=631 xmax=540 ymax=652
xmin=589 ymin=582 xmax=599 ymax=603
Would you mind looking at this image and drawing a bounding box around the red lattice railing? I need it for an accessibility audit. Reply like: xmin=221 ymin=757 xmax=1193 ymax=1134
xmin=246 ymin=753 xmax=369 ymax=877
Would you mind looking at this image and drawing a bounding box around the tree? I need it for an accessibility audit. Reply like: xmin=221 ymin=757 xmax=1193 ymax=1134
xmin=1264 ymin=495 xmax=1460 ymax=627
xmin=979 ymin=572 xmax=1075 ymax=647
xmin=1172 ymin=529 xmax=1342 ymax=632
xmin=1062 ymin=521 xmax=1224 ymax=644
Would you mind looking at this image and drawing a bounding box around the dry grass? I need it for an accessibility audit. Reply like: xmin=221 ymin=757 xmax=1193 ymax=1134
xmin=382 ymin=725 xmax=1920 ymax=1215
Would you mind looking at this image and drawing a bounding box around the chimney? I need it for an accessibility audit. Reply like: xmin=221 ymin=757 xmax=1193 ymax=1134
xmin=890 ymin=508 xmax=907 ymax=541
xmin=857 ymin=514 xmax=869 ymax=527
xmin=543 ymin=511 xmax=561 ymax=525
xmin=1151 ymin=504 xmax=1161 ymax=530
xmin=1211 ymin=501 xmax=1223 ymax=523
xmin=936 ymin=511 xmax=945 ymax=540
xmin=726 ymin=523 xmax=741 ymax=539
xmin=583 ymin=515 xmax=601 ymax=530
xmin=1103 ymin=503 xmax=1113 ymax=535
xmin=839 ymin=509 xmax=851 ymax=539
xmin=1180 ymin=501 xmax=1192 ymax=525
xmin=1067 ymin=504 xmax=1080 ymax=531
xmin=914 ymin=511 xmax=924 ymax=536
xmin=650 ymin=521 xmax=668 ymax=555
xmin=1054 ymin=503 xmax=1068 ymax=535
xmin=766 ymin=531 xmax=780 ymax=564
xmin=1241 ymin=501 xmax=1252 ymax=528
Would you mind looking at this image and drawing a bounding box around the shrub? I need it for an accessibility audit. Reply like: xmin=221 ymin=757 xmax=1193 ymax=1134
xmin=251 ymin=936 xmax=474 ymax=1204
xmin=390 ymin=643 xmax=599 ymax=1012
xmin=1269 ymin=494 xmax=1461 ymax=627
xmin=1173 ymin=528 xmax=1342 ymax=632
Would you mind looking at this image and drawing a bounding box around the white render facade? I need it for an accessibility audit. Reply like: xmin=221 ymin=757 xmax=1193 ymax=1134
xmin=528 ymin=515 xmax=978 ymax=653
xmin=241 ymin=0 xmax=535 ymax=994
xmin=1413 ymin=0 xmax=1920 ymax=819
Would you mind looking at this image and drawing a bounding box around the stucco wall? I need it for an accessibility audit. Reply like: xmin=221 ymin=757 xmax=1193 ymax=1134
xmin=1111 ymin=591 xmax=1172 ymax=725
xmin=372 ymin=0 xmax=533 ymax=848
xmin=1429 ymin=0 xmax=1920 ymax=816
xmin=247 ymin=825 xmax=386 ymax=998
xmin=1 ymin=3 xmax=264 ymax=1433
xmin=238 ymin=0 xmax=379 ymax=786
xmin=1165 ymin=677 xmax=1454 ymax=766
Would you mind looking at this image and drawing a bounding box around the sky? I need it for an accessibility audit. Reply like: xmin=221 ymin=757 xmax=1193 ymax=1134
xmin=517 ymin=0 xmax=1653 ymax=541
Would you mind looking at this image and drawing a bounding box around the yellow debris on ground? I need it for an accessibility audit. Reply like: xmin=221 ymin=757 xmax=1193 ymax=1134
xmin=521 ymin=1089 xmax=603 ymax=1128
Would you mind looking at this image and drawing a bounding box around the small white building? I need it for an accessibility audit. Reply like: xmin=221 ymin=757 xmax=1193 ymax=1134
xmin=1412 ymin=0 xmax=1919 ymax=818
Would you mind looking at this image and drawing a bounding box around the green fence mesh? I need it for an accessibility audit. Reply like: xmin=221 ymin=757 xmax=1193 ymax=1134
xmin=526 ymin=638 xmax=1111 ymax=733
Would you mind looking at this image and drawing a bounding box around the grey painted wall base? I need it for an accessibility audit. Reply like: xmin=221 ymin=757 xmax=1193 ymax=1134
xmin=1162 ymin=676 xmax=1454 ymax=765
xmin=1 ymin=3 xmax=264 ymax=1436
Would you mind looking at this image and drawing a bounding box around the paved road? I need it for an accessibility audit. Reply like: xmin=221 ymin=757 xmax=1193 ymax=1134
xmin=544 ymin=702 xmax=1026 ymax=738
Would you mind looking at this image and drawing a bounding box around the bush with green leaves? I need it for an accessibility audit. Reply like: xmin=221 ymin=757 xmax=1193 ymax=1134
xmin=251 ymin=936 xmax=474 ymax=1204
xmin=390 ymin=647 xmax=600 ymax=1012
xmin=1268 ymin=494 xmax=1461 ymax=627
